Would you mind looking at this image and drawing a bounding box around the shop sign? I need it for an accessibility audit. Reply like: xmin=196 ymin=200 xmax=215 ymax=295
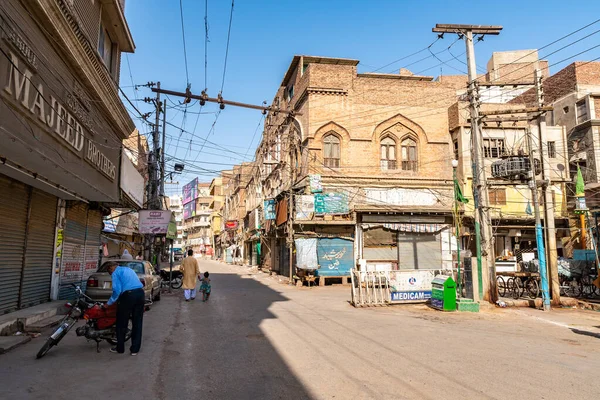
xmin=309 ymin=174 xmax=322 ymax=193
xmin=225 ymin=220 xmax=239 ymax=230
xmin=315 ymin=238 xmax=353 ymax=276
xmin=296 ymin=195 xmax=315 ymax=220
xmin=183 ymin=201 xmax=196 ymax=219
xmin=182 ymin=178 xmax=198 ymax=204
xmin=314 ymin=192 xmax=349 ymax=215
xmin=391 ymin=291 xmax=432 ymax=301
xmin=119 ymin=149 xmax=144 ymax=207
xmin=3 ymin=51 xmax=115 ymax=180
xmin=139 ymin=210 xmax=173 ymax=234
xmin=263 ymin=199 xmax=276 ymax=220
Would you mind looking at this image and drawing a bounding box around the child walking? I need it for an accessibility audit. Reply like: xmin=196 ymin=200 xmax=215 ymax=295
xmin=200 ymin=271 xmax=211 ymax=302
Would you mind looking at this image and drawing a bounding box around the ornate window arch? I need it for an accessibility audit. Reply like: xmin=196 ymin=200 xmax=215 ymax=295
xmin=323 ymin=133 xmax=341 ymax=168
xmin=400 ymin=136 xmax=418 ymax=171
xmin=380 ymin=136 xmax=397 ymax=170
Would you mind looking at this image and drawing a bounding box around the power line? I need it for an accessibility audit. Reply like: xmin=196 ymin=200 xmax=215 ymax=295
xmin=179 ymin=0 xmax=190 ymax=85
xmin=220 ymin=0 xmax=235 ymax=93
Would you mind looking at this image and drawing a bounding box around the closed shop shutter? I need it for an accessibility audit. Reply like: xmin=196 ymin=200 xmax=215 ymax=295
xmin=83 ymin=209 xmax=102 ymax=280
xmin=0 ymin=175 xmax=28 ymax=314
xmin=398 ymin=233 xmax=441 ymax=270
xmin=20 ymin=190 xmax=57 ymax=308
xmin=60 ymin=203 xmax=89 ymax=299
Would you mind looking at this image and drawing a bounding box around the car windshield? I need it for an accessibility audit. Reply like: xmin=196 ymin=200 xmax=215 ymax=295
xmin=98 ymin=261 xmax=145 ymax=274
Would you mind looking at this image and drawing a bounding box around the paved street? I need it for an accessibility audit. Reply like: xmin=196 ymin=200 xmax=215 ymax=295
xmin=2 ymin=259 xmax=600 ymax=400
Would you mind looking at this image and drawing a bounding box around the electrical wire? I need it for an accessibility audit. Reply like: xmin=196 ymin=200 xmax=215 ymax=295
xmin=220 ymin=0 xmax=235 ymax=94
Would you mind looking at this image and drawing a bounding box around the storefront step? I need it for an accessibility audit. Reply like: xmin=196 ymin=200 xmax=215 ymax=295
xmin=0 ymin=335 xmax=31 ymax=354
xmin=25 ymin=315 xmax=65 ymax=333
xmin=0 ymin=301 xmax=65 ymax=336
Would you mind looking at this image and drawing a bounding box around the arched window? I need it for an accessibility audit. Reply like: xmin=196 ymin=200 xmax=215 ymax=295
xmin=380 ymin=137 xmax=397 ymax=170
xmin=401 ymin=137 xmax=417 ymax=171
xmin=323 ymin=134 xmax=340 ymax=168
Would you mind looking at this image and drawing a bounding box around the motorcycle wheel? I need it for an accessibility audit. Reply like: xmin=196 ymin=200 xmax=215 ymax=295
xmin=36 ymin=338 xmax=55 ymax=359
xmin=106 ymin=320 xmax=133 ymax=345
xmin=171 ymin=276 xmax=183 ymax=289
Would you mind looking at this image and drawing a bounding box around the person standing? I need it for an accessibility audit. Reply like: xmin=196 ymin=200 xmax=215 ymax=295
xmin=121 ymin=249 xmax=133 ymax=260
xmin=135 ymin=252 xmax=143 ymax=260
xmin=181 ymin=249 xmax=201 ymax=301
xmin=105 ymin=262 xmax=145 ymax=355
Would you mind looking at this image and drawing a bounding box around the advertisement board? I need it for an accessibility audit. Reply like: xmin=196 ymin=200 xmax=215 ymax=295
xmin=139 ymin=210 xmax=173 ymax=234
xmin=225 ymin=220 xmax=239 ymax=230
xmin=263 ymin=199 xmax=276 ymax=220
xmin=182 ymin=178 xmax=198 ymax=205
xmin=314 ymin=192 xmax=349 ymax=215
xmin=183 ymin=201 xmax=196 ymax=220
xmin=309 ymin=174 xmax=323 ymax=193
xmin=296 ymin=195 xmax=315 ymax=220
xmin=388 ymin=270 xmax=436 ymax=303
xmin=315 ymin=238 xmax=354 ymax=277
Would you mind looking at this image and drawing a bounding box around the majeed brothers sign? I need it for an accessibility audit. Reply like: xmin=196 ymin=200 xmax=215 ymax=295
xmin=3 ymin=51 xmax=116 ymax=181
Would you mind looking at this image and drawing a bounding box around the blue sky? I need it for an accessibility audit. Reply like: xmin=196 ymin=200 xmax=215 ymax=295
xmin=121 ymin=0 xmax=600 ymax=195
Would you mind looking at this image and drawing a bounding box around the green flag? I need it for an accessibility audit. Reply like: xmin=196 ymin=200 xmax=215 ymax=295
xmin=454 ymin=179 xmax=469 ymax=204
xmin=575 ymin=166 xmax=585 ymax=197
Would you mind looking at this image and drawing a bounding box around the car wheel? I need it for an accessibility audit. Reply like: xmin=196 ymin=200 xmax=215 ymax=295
xmin=154 ymin=289 xmax=161 ymax=301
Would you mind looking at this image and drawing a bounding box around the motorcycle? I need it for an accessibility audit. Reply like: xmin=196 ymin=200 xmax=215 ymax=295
xmin=36 ymin=284 xmax=131 ymax=359
xmin=159 ymin=268 xmax=183 ymax=289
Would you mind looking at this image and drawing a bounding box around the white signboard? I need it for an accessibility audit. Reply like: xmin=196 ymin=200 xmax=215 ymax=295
xmin=139 ymin=210 xmax=173 ymax=234
xmin=296 ymin=195 xmax=315 ymax=220
xmin=363 ymin=188 xmax=451 ymax=207
xmin=120 ymin=150 xmax=145 ymax=208
xmin=389 ymin=270 xmax=436 ymax=303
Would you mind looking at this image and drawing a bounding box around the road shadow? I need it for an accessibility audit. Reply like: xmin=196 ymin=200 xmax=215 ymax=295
xmin=154 ymin=271 xmax=313 ymax=400
xmin=571 ymin=328 xmax=600 ymax=340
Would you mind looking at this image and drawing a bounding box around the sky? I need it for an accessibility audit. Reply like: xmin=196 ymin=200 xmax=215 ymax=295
xmin=121 ymin=0 xmax=600 ymax=196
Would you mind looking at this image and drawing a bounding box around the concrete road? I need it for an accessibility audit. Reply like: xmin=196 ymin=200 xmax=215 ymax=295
xmin=2 ymin=259 xmax=600 ymax=400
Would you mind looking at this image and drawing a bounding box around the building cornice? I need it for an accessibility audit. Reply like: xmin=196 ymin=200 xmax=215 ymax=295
xmin=29 ymin=0 xmax=135 ymax=139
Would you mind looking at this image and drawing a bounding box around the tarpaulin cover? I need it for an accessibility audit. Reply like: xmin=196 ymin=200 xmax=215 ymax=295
xmin=295 ymin=238 xmax=318 ymax=270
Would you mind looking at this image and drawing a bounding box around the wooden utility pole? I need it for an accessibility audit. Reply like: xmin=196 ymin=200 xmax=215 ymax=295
xmin=535 ymin=69 xmax=560 ymax=305
xmin=432 ymin=24 xmax=502 ymax=302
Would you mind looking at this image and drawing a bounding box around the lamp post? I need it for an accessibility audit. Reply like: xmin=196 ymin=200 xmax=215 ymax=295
xmin=452 ymin=159 xmax=461 ymax=297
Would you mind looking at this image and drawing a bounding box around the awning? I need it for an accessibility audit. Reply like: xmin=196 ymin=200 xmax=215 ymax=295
xmin=362 ymin=223 xmax=449 ymax=234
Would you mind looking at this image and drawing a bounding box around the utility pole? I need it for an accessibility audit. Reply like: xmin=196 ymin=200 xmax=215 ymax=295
xmin=287 ymin=123 xmax=295 ymax=284
xmin=527 ymin=128 xmax=551 ymax=311
xmin=432 ymin=24 xmax=502 ymax=302
xmin=535 ymin=68 xmax=560 ymax=305
xmin=148 ymin=82 xmax=161 ymax=267
xmin=160 ymin=99 xmax=167 ymax=201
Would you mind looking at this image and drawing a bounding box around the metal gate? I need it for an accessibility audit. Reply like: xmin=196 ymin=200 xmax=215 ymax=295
xmin=0 ymin=175 xmax=28 ymax=314
xmin=20 ymin=190 xmax=57 ymax=308
xmin=0 ymin=175 xmax=58 ymax=313
xmin=59 ymin=203 xmax=89 ymax=299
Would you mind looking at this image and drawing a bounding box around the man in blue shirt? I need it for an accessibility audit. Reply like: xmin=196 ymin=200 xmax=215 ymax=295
xmin=105 ymin=261 xmax=145 ymax=355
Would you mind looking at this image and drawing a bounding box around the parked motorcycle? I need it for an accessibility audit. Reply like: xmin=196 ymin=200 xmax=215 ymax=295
xmin=159 ymin=269 xmax=183 ymax=289
xmin=36 ymin=284 xmax=131 ymax=359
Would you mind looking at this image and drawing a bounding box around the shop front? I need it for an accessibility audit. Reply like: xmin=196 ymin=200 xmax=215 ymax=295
xmin=0 ymin=5 xmax=133 ymax=309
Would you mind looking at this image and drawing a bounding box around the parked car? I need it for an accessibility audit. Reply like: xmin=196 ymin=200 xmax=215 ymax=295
xmin=174 ymin=250 xmax=184 ymax=261
xmin=85 ymin=260 xmax=162 ymax=302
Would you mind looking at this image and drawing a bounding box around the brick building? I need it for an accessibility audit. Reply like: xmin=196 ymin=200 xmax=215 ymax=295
xmin=251 ymin=55 xmax=468 ymax=280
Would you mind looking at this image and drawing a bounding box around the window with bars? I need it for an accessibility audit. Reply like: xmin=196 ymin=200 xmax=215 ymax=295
xmin=547 ymin=141 xmax=556 ymax=158
xmin=401 ymin=137 xmax=417 ymax=171
xmin=323 ymin=134 xmax=340 ymax=168
xmin=380 ymin=137 xmax=397 ymax=170
xmin=488 ymin=188 xmax=507 ymax=205
xmin=483 ymin=138 xmax=505 ymax=158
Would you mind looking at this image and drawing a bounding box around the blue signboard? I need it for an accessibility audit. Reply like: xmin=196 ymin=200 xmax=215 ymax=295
xmin=103 ymin=216 xmax=118 ymax=233
xmin=391 ymin=291 xmax=432 ymax=302
xmin=314 ymin=192 xmax=349 ymax=215
xmin=264 ymin=199 xmax=276 ymax=220
xmin=315 ymin=238 xmax=353 ymax=276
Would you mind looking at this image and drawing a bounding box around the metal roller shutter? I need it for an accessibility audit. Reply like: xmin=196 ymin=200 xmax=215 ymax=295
xmin=398 ymin=233 xmax=442 ymax=270
xmin=83 ymin=209 xmax=102 ymax=280
xmin=20 ymin=190 xmax=57 ymax=308
xmin=0 ymin=175 xmax=28 ymax=314
xmin=59 ymin=203 xmax=89 ymax=299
